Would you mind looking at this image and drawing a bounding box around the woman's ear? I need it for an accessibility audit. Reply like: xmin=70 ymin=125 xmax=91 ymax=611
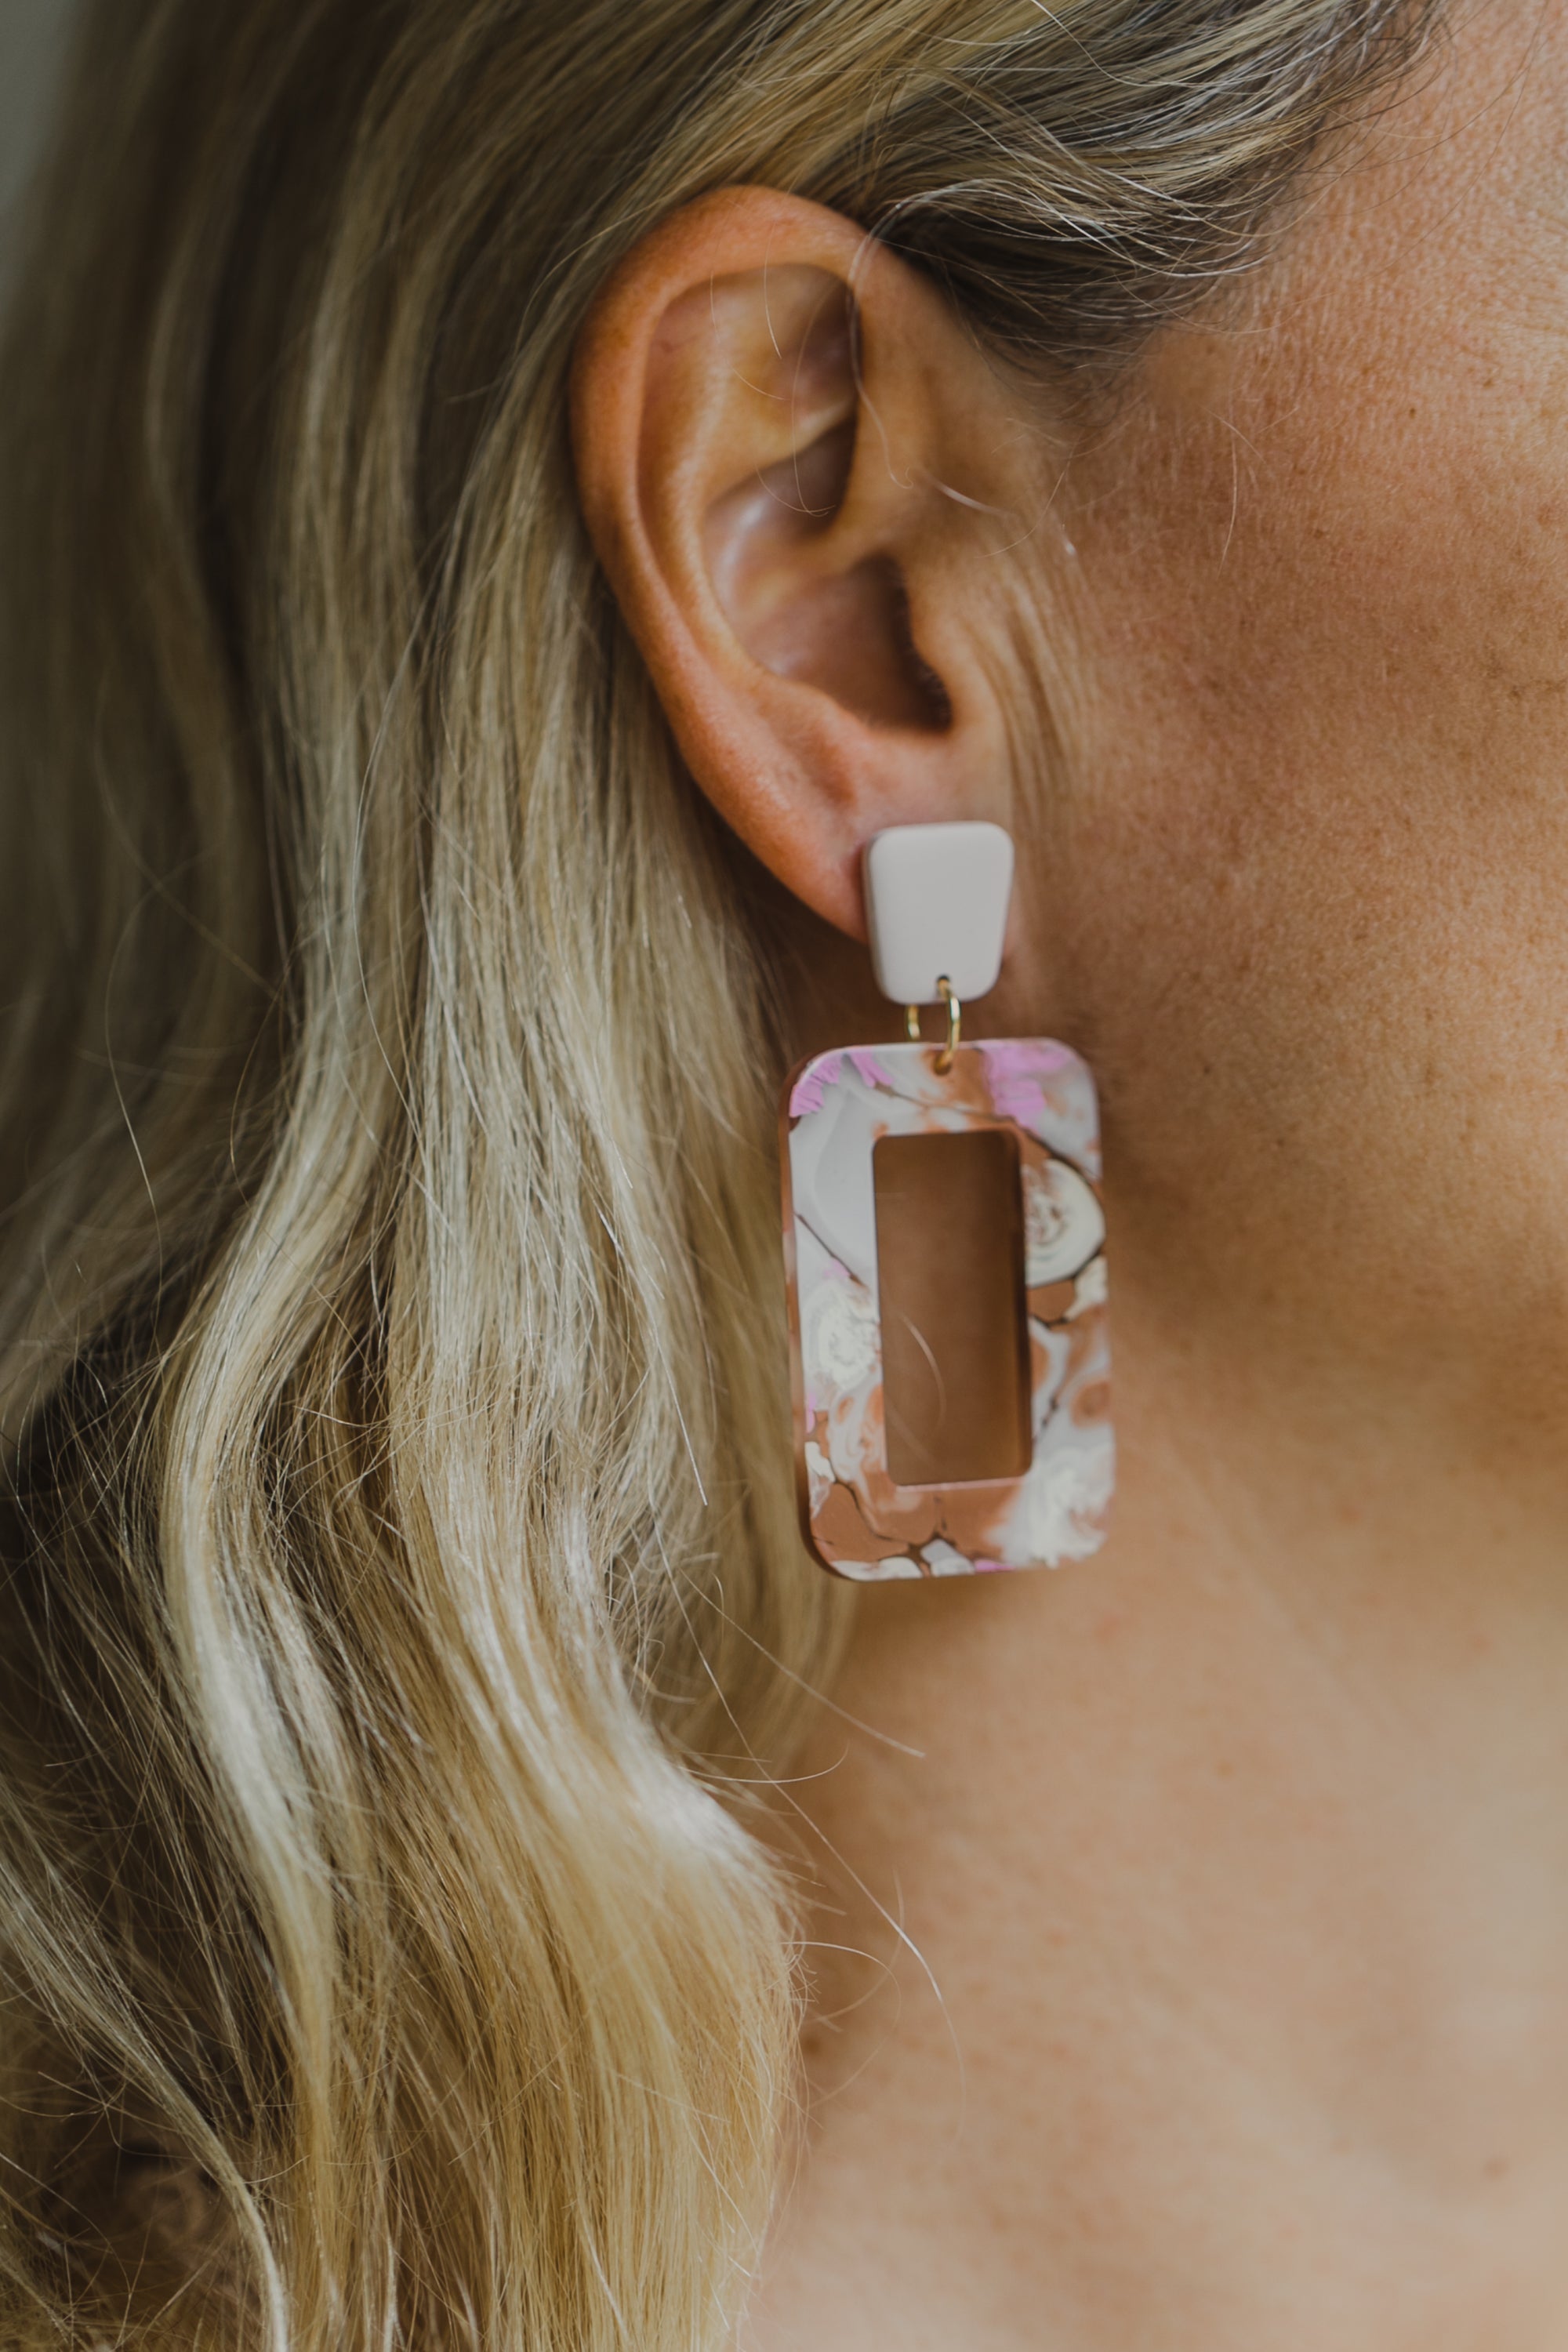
xmin=571 ymin=187 xmax=1033 ymax=938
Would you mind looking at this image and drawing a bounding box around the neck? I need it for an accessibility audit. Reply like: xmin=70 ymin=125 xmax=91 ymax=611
xmin=753 ymin=1274 xmax=1568 ymax=2350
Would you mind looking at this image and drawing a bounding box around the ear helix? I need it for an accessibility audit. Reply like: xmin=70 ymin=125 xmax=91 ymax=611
xmin=778 ymin=821 xmax=1115 ymax=1581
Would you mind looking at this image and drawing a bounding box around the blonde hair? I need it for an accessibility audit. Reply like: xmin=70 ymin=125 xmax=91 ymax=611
xmin=0 ymin=2 xmax=1435 ymax=2344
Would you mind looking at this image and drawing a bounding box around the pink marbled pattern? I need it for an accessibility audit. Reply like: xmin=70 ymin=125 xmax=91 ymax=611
xmin=780 ymin=1037 xmax=1113 ymax=1582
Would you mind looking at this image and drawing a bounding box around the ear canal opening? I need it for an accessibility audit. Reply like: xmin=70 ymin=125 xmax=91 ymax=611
xmin=886 ymin=561 xmax=953 ymax=731
xmin=698 ymin=272 xmax=951 ymax=732
xmin=705 ymin=408 xmax=953 ymax=731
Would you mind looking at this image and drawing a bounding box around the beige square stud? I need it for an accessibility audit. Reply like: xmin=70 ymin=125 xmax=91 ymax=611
xmin=862 ymin=822 xmax=1014 ymax=1005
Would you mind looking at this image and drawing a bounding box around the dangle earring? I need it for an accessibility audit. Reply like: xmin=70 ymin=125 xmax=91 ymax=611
xmin=779 ymin=821 xmax=1112 ymax=1581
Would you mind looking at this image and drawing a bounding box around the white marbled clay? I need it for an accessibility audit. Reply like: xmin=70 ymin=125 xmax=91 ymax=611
xmin=779 ymin=821 xmax=1114 ymax=1581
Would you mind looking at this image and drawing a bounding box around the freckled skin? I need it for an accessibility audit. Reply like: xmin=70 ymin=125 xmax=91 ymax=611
xmin=577 ymin=7 xmax=1568 ymax=2345
xmin=1022 ymin=4 xmax=1568 ymax=1450
xmin=745 ymin=10 xmax=1568 ymax=2351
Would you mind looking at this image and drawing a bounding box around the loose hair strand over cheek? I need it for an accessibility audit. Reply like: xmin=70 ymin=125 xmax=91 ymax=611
xmin=0 ymin=0 xmax=1440 ymax=2344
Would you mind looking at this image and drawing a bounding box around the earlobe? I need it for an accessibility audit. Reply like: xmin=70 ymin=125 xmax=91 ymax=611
xmin=571 ymin=187 xmax=1022 ymax=938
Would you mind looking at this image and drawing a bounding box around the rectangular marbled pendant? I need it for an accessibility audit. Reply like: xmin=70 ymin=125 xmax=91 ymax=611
xmin=779 ymin=1038 xmax=1113 ymax=1581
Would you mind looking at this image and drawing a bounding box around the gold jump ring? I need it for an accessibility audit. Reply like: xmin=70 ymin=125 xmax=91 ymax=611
xmin=936 ymin=975 xmax=961 ymax=1073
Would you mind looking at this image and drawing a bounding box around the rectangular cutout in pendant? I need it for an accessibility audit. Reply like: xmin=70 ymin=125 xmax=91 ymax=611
xmin=873 ymin=1127 xmax=1031 ymax=1489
